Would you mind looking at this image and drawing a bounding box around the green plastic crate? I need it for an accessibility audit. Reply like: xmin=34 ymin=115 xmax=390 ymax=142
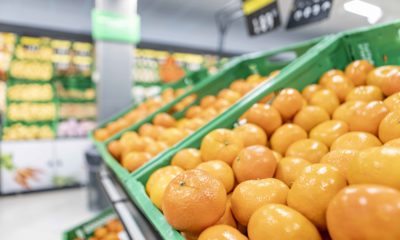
xmin=125 ymin=21 xmax=400 ymax=240
xmin=97 ymin=38 xmax=320 ymax=183
xmin=63 ymin=208 xmax=117 ymax=240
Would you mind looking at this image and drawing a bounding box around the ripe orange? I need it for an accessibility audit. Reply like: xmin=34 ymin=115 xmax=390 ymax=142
xmin=381 ymin=68 xmax=400 ymax=96
xmin=94 ymin=227 xmax=108 ymax=238
xmin=310 ymin=120 xmax=349 ymax=147
xmin=145 ymin=141 xmax=168 ymax=157
xmin=213 ymin=98 xmax=232 ymax=112
xmin=161 ymin=88 xmax=175 ymax=102
xmin=348 ymin=146 xmax=400 ymax=190
xmin=332 ymin=100 xmax=366 ymax=124
xmin=287 ymin=163 xmax=347 ymax=230
xmin=301 ymin=84 xmax=323 ymax=102
xmin=319 ymin=69 xmax=345 ymax=85
xmin=320 ymin=149 xmax=359 ymax=178
xmin=345 ymin=85 xmax=383 ymax=102
xmin=106 ymin=219 xmax=124 ymax=233
xmin=378 ymin=111 xmax=400 ymax=143
xmin=285 ymin=139 xmax=328 ymax=163
xmin=320 ymin=74 xmax=354 ymax=102
xmin=162 ymin=169 xmax=227 ymax=233
xmin=105 ymin=122 xmax=120 ymax=135
xmin=331 ymin=131 xmax=382 ymax=151
xmin=138 ymin=123 xmax=161 ymax=140
xmin=240 ymin=104 xmax=282 ymax=136
xmin=231 ymin=178 xmax=289 ymax=226
xmin=230 ymin=80 xmax=253 ymax=96
xmin=272 ymin=88 xmax=304 ymax=121
xmin=158 ymin=128 xmax=186 ymax=146
xmin=198 ymin=225 xmax=247 ymax=240
xmin=121 ymin=152 xmax=152 ymax=172
xmin=327 ymin=185 xmax=400 ymax=240
xmin=108 ymin=140 xmax=122 ymax=160
xmin=248 ymin=204 xmax=321 ymax=240
xmin=293 ymin=105 xmax=330 ymax=132
xmin=309 ymin=89 xmax=340 ymax=115
xmin=200 ymin=95 xmax=217 ymax=109
xmin=233 ymin=123 xmax=267 ymax=147
xmin=383 ymin=92 xmax=400 ymax=111
xmin=274 ymin=157 xmax=311 ymax=187
xmin=94 ymin=128 xmax=110 ymax=141
xmin=153 ymin=113 xmax=176 ymax=128
xmin=344 ymin=60 xmax=374 ymax=86
xmin=246 ymin=74 xmax=263 ymax=84
xmin=270 ymin=124 xmax=307 ymax=155
xmin=385 ymin=138 xmax=400 ymax=147
xmin=200 ymin=129 xmax=244 ymax=165
xmin=232 ymin=145 xmax=277 ymax=183
xmin=196 ymin=160 xmax=235 ymax=193
xmin=349 ymin=101 xmax=389 ymax=135
xmin=171 ymin=148 xmax=202 ymax=170
xmin=366 ymin=65 xmax=398 ymax=88
xmin=185 ymin=106 xmax=202 ymax=119
xmin=146 ymin=166 xmax=184 ymax=209
xmin=218 ymin=89 xmax=241 ymax=104
xmin=198 ymin=107 xmax=219 ymax=121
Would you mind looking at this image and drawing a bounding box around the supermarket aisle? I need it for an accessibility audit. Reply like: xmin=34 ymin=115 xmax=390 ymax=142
xmin=0 ymin=188 xmax=96 ymax=240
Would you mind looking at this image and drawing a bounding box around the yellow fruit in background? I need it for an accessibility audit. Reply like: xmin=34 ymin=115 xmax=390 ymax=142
xmin=345 ymin=85 xmax=383 ymax=102
xmin=309 ymin=120 xmax=349 ymax=147
xmin=233 ymin=123 xmax=267 ymax=147
xmin=270 ymin=124 xmax=307 ymax=155
xmin=162 ymin=169 xmax=227 ymax=233
xmin=232 ymin=145 xmax=277 ymax=183
xmin=248 ymin=204 xmax=321 ymax=240
xmin=332 ymin=100 xmax=366 ymax=124
xmin=345 ymin=59 xmax=374 ymax=86
xmin=301 ymin=84 xmax=323 ymax=102
xmin=348 ymin=147 xmax=400 ymax=190
xmin=198 ymin=225 xmax=248 ymax=240
xmin=240 ymin=104 xmax=282 ymax=135
xmin=320 ymin=74 xmax=354 ymax=102
xmin=330 ymin=131 xmax=382 ymax=151
xmin=378 ymin=111 xmax=400 ymax=143
xmin=293 ymin=106 xmax=330 ymax=132
xmin=274 ymin=157 xmax=311 ymax=187
xmin=320 ymin=149 xmax=358 ymax=179
xmin=349 ymin=101 xmax=389 ymax=135
xmin=285 ymin=139 xmax=328 ymax=163
xmin=272 ymin=88 xmax=304 ymax=121
xmin=309 ymin=89 xmax=340 ymax=115
xmin=231 ymin=178 xmax=289 ymax=226
xmin=146 ymin=166 xmax=184 ymax=209
xmin=196 ymin=160 xmax=235 ymax=193
xmin=383 ymin=92 xmax=400 ymax=111
xmin=287 ymin=163 xmax=347 ymax=230
xmin=171 ymin=148 xmax=202 ymax=170
xmin=385 ymin=138 xmax=400 ymax=147
xmin=327 ymin=185 xmax=400 ymax=240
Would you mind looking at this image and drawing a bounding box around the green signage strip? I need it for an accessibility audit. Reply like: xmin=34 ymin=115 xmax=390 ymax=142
xmin=92 ymin=9 xmax=141 ymax=44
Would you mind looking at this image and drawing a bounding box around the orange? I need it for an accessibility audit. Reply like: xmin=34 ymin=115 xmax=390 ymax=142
xmin=94 ymin=128 xmax=110 ymax=141
xmin=233 ymin=123 xmax=267 ymax=147
xmin=348 ymin=146 xmax=400 ymax=190
xmin=248 ymin=204 xmax=321 ymax=240
xmin=230 ymin=178 xmax=289 ymax=226
xmin=145 ymin=141 xmax=168 ymax=157
xmin=379 ymin=111 xmax=400 ymax=143
xmin=309 ymin=89 xmax=340 ymax=115
xmin=138 ymin=123 xmax=161 ymax=140
xmin=200 ymin=95 xmax=217 ymax=108
xmin=121 ymin=152 xmax=152 ymax=172
xmin=161 ymin=88 xmax=175 ymax=102
xmin=320 ymin=74 xmax=354 ymax=102
xmin=158 ymin=128 xmax=186 ymax=146
xmin=171 ymin=148 xmax=202 ymax=170
xmin=108 ymin=140 xmax=122 ymax=160
xmin=366 ymin=65 xmax=398 ymax=88
xmin=185 ymin=105 xmax=202 ymax=119
xmin=232 ymin=145 xmax=277 ymax=183
xmin=384 ymin=92 xmax=400 ymax=111
xmin=213 ymin=99 xmax=232 ymax=112
xmin=105 ymin=122 xmax=120 ymax=135
xmin=218 ymin=89 xmax=241 ymax=104
xmin=274 ymin=157 xmax=311 ymax=187
xmin=319 ymin=69 xmax=345 ymax=85
xmin=270 ymin=124 xmax=307 ymax=155
xmin=162 ymin=169 xmax=227 ymax=233
xmin=345 ymin=85 xmax=383 ymax=102
xmin=331 ymin=131 xmax=382 ymax=151
xmin=349 ymin=100 xmax=389 ymax=135
xmin=153 ymin=113 xmax=176 ymax=128
xmin=106 ymin=219 xmax=123 ymax=232
xmin=287 ymin=163 xmax=347 ymax=230
xmin=332 ymin=100 xmax=366 ymax=124
xmin=385 ymin=138 xmax=400 ymax=147
xmin=309 ymin=120 xmax=349 ymax=147
xmin=293 ymin=106 xmax=330 ymax=132
xmin=320 ymin=149 xmax=359 ymax=178
xmin=175 ymin=88 xmax=186 ymax=97
xmin=94 ymin=227 xmax=108 ymax=238
xmin=230 ymin=80 xmax=253 ymax=96
xmin=285 ymin=139 xmax=328 ymax=163
xmin=302 ymin=84 xmax=323 ymax=102
xmin=146 ymin=166 xmax=184 ymax=209
xmin=200 ymin=129 xmax=244 ymax=165
xmin=198 ymin=225 xmax=247 ymax=240
xmin=246 ymin=74 xmax=263 ymax=84
xmin=240 ymin=104 xmax=282 ymax=135
xmin=381 ymin=68 xmax=400 ymax=96
xmin=271 ymin=88 xmax=304 ymax=121
xmin=344 ymin=60 xmax=374 ymax=86
xmin=327 ymin=185 xmax=400 ymax=240
xmin=196 ymin=160 xmax=235 ymax=193
xmin=198 ymin=107 xmax=219 ymax=121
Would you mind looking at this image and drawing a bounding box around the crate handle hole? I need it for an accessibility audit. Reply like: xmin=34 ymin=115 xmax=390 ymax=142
xmin=267 ymin=51 xmax=298 ymax=63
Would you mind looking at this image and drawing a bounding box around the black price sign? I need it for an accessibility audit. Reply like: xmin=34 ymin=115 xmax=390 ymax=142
xmin=287 ymin=0 xmax=333 ymax=29
xmin=243 ymin=0 xmax=281 ymax=36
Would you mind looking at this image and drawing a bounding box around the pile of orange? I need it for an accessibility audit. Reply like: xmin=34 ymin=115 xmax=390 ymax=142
xmin=73 ymin=218 xmax=124 ymax=240
xmin=145 ymin=60 xmax=400 ymax=240
xmin=94 ymin=87 xmax=194 ymax=142
xmin=107 ymin=72 xmax=279 ymax=173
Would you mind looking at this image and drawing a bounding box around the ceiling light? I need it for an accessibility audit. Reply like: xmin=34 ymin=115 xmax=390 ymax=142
xmin=344 ymin=0 xmax=382 ymax=24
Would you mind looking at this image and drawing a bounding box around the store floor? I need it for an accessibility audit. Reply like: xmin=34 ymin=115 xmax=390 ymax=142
xmin=0 ymin=187 xmax=97 ymax=240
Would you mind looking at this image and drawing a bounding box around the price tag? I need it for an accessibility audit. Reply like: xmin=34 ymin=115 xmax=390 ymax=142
xmin=286 ymin=0 xmax=333 ymax=29
xmin=242 ymin=0 xmax=281 ymax=36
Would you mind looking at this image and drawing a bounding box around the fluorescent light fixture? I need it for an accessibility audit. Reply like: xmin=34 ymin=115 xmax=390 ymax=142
xmin=344 ymin=0 xmax=382 ymax=24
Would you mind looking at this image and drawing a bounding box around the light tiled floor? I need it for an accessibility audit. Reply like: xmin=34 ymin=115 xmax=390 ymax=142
xmin=0 ymin=188 xmax=97 ymax=240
